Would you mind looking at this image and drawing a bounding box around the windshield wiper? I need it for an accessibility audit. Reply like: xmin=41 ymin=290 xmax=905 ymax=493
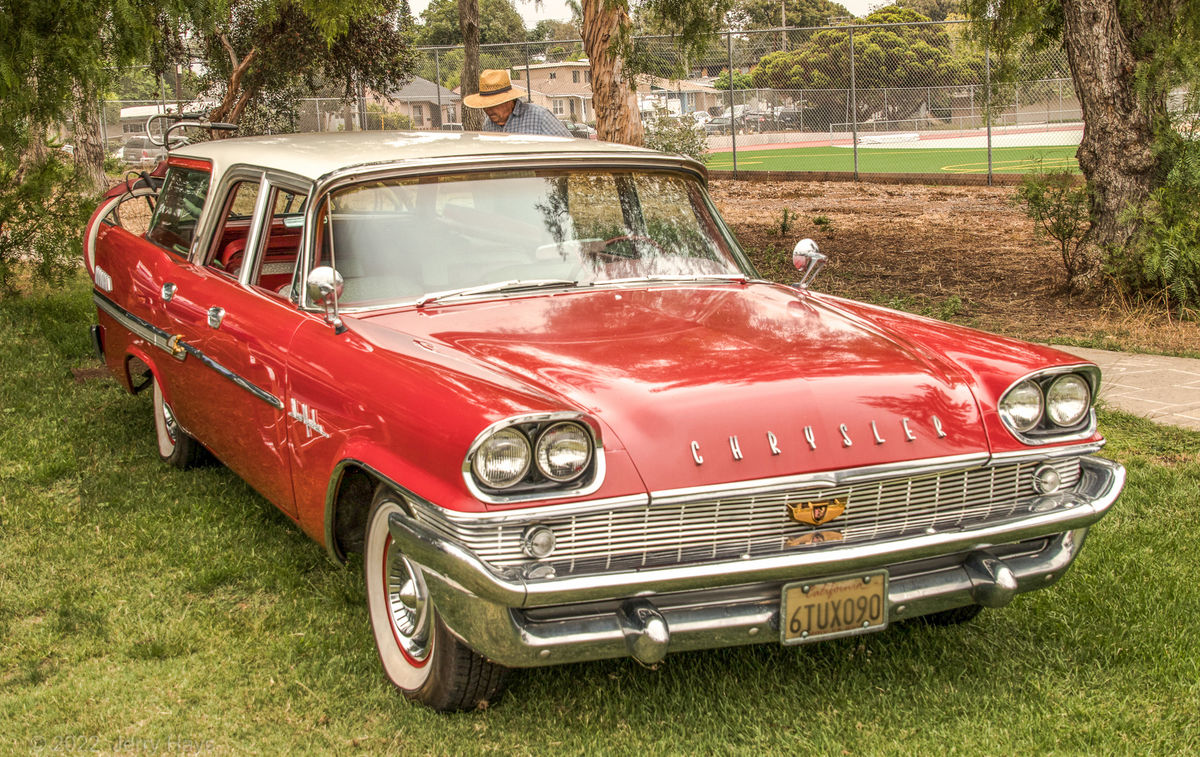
xmin=415 ymin=279 xmax=580 ymax=308
xmin=601 ymin=273 xmax=750 ymax=286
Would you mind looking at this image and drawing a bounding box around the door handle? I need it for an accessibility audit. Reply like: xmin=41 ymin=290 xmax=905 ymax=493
xmin=207 ymin=306 xmax=226 ymax=329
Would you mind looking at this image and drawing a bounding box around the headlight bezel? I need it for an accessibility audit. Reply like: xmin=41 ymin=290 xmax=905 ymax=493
xmin=464 ymin=412 xmax=604 ymax=503
xmin=998 ymin=366 xmax=1099 ymax=445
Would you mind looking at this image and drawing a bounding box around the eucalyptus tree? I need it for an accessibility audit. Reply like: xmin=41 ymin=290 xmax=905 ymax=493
xmin=583 ymin=0 xmax=735 ymax=144
xmin=961 ymin=0 xmax=1200 ymax=256
xmin=417 ymin=0 xmax=527 ymax=45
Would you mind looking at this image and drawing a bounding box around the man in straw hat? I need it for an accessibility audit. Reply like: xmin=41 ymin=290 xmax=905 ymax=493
xmin=463 ymin=69 xmax=572 ymax=137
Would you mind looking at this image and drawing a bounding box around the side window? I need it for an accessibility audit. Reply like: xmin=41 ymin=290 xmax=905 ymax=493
xmin=207 ymin=180 xmax=263 ymax=277
xmin=249 ymin=187 xmax=308 ymax=298
xmin=146 ymin=167 xmax=211 ymax=256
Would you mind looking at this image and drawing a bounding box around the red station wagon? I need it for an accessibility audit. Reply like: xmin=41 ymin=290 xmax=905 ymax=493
xmin=84 ymin=132 xmax=1124 ymax=711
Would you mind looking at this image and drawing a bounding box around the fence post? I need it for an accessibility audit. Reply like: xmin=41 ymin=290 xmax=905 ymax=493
xmin=98 ymin=98 xmax=108 ymax=151
xmin=435 ymin=49 xmax=443 ymax=124
xmin=524 ymin=43 xmax=533 ymax=102
xmin=357 ymin=79 xmax=367 ymax=131
xmin=985 ymin=45 xmax=993 ymax=186
xmin=727 ymin=29 xmax=737 ymax=177
xmin=849 ymin=26 xmax=858 ymax=181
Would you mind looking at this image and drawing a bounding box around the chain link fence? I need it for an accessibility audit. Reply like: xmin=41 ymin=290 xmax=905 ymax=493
xmin=102 ymin=20 xmax=1101 ymax=181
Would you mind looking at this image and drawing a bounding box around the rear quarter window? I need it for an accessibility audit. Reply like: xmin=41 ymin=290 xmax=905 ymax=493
xmin=146 ymin=167 xmax=211 ymax=256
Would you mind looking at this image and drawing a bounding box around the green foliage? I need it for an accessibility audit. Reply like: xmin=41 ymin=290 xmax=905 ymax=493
xmin=158 ymin=0 xmax=417 ymax=125
xmin=895 ymin=0 xmax=961 ymax=22
xmin=812 ymin=213 xmax=831 ymax=228
xmin=713 ymin=69 xmax=754 ymax=90
xmin=778 ymin=207 xmax=794 ymax=235
xmin=730 ymin=0 xmax=850 ymax=30
xmin=1013 ymin=167 xmax=1092 ymax=292
xmin=365 ymin=105 xmax=415 ymax=129
xmin=0 ymin=151 xmax=95 ymax=296
xmin=531 ymin=19 xmax=580 ymax=42
xmin=642 ymin=111 xmax=709 ymax=163
xmin=750 ymin=6 xmax=983 ymax=125
xmin=413 ymin=49 xmax=516 ymax=93
xmin=0 ymin=0 xmax=152 ymax=293
xmin=416 ymin=0 xmax=528 ymax=46
xmin=1119 ymin=113 xmax=1200 ymax=315
xmin=616 ymin=0 xmax=737 ymax=82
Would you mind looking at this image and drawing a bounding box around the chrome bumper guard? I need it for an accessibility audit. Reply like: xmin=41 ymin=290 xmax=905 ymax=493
xmin=388 ymin=456 xmax=1124 ymax=668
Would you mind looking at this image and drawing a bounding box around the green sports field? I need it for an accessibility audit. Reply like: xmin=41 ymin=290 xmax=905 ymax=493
xmin=706 ymin=144 xmax=1080 ymax=174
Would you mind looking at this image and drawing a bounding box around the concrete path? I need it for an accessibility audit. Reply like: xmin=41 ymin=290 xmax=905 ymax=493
xmin=1056 ymin=346 xmax=1200 ymax=431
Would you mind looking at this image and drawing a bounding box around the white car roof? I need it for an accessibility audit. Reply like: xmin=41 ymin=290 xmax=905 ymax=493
xmin=172 ymin=130 xmax=666 ymax=184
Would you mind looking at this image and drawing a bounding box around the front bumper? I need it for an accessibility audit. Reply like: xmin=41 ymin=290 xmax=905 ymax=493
xmin=388 ymin=456 xmax=1124 ymax=668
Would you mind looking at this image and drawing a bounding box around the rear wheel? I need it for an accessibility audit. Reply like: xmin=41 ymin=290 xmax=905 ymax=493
xmin=152 ymin=375 xmax=204 ymax=468
xmin=363 ymin=488 xmax=508 ymax=711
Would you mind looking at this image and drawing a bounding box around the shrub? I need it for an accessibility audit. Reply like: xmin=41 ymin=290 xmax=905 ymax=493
xmin=642 ymin=110 xmax=708 ymax=164
xmin=1119 ymin=120 xmax=1200 ymax=315
xmin=1013 ymin=167 xmax=1092 ymax=293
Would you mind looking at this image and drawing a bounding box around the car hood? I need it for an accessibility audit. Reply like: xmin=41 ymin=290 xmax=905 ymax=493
xmin=355 ymin=284 xmax=988 ymax=492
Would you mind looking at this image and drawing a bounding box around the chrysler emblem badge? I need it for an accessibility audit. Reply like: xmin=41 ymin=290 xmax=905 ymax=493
xmin=787 ymin=497 xmax=846 ymax=526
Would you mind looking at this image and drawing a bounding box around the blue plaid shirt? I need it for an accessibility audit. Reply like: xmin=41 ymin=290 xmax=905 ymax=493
xmin=482 ymin=98 xmax=572 ymax=137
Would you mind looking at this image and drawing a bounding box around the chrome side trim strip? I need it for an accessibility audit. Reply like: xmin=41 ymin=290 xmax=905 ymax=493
xmin=94 ymin=290 xmax=283 ymax=410
xmin=175 ymin=339 xmax=284 ymax=409
xmin=94 ymin=290 xmax=181 ymax=358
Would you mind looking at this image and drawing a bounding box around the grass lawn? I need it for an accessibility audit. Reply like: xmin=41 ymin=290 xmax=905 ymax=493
xmin=2 ymin=274 xmax=1198 ymax=754
xmin=705 ymin=144 xmax=1081 ymax=175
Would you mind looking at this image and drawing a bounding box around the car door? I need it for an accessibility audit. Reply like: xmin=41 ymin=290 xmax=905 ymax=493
xmin=155 ymin=168 xmax=312 ymax=516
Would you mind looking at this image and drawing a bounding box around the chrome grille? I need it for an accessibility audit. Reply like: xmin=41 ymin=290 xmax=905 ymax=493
xmin=415 ymin=457 xmax=1082 ymax=576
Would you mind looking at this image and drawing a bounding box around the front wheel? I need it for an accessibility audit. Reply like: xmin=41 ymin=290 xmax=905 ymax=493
xmin=152 ymin=375 xmax=204 ymax=468
xmin=364 ymin=488 xmax=508 ymax=711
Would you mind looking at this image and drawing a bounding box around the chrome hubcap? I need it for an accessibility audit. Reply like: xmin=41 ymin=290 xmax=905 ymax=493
xmin=161 ymin=399 xmax=179 ymax=444
xmin=385 ymin=540 xmax=431 ymax=662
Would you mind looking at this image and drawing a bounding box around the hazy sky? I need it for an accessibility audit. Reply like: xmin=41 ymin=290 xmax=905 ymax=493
xmin=408 ymin=0 xmax=883 ymax=29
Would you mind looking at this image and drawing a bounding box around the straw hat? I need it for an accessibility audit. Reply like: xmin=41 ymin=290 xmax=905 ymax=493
xmin=462 ymin=69 xmax=525 ymax=108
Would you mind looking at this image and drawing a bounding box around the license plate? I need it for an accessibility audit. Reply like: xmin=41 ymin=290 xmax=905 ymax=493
xmin=781 ymin=571 xmax=888 ymax=645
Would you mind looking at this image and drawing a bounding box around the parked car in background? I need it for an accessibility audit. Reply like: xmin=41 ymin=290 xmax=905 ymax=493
xmin=705 ymin=115 xmax=736 ymax=135
xmin=119 ymin=135 xmax=186 ymax=166
xmin=741 ymin=110 xmax=777 ymax=132
xmin=776 ymin=108 xmax=804 ymax=129
xmin=561 ymin=120 xmax=597 ymax=139
xmin=84 ymin=131 xmax=1124 ymax=712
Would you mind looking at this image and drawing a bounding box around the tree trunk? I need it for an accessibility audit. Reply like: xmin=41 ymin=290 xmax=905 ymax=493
xmin=1060 ymin=0 xmax=1159 ymax=251
xmin=72 ymin=89 xmax=108 ymax=193
xmin=581 ymin=0 xmax=644 ymax=146
xmin=459 ymin=0 xmax=483 ymax=131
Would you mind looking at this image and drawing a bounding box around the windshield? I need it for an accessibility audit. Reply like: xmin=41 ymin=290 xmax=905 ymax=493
xmin=314 ymin=169 xmax=748 ymax=308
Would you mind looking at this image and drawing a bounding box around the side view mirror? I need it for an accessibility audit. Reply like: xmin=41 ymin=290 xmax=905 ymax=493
xmin=792 ymin=238 xmax=826 ymax=290
xmin=306 ymin=266 xmax=346 ymax=333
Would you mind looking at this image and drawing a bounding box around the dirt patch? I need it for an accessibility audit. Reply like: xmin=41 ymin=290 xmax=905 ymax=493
xmin=709 ymin=179 xmax=1200 ymax=356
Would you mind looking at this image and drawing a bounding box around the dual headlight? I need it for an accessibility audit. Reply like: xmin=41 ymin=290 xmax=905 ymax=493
xmin=999 ymin=370 xmax=1096 ymax=442
xmin=468 ymin=417 xmax=597 ymax=496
